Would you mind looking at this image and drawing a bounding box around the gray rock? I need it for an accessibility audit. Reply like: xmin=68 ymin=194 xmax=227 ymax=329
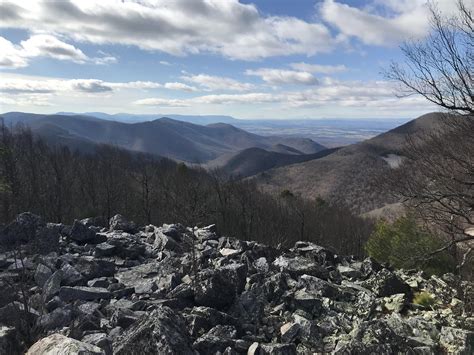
xmin=74 ymin=257 xmax=116 ymax=280
xmin=59 ymin=286 xmax=111 ymax=302
xmin=109 ymin=214 xmax=136 ymax=233
xmin=363 ymin=269 xmax=411 ymax=297
xmin=26 ymin=334 xmax=105 ymax=354
xmin=36 ymin=307 xmax=72 ymax=331
xmin=337 ymin=265 xmax=362 ymax=279
xmin=273 ymin=256 xmax=329 ymax=280
xmin=87 ymin=277 xmax=111 ymax=288
xmin=34 ymin=263 xmax=53 ymax=287
xmin=193 ymin=325 xmax=237 ymax=354
xmin=439 ymin=326 xmax=474 ymax=355
xmin=60 ymin=262 xmax=84 ymax=285
xmin=186 ymin=306 xmax=238 ymax=337
xmin=0 ymin=212 xmax=44 ymax=246
xmin=81 ymin=333 xmax=112 ymax=355
xmin=292 ymin=289 xmax=323 ymax=313
xmin=70 ymin=220 xmax=106 ymax=244
xmin=195 ymin=263 xmax=246 ymax=310
xmin=42 ymin=270 xmax=63 ymax=301
xmin=280 ymin=322 xmax=300 ymax=343
xmin=194 ymin=224 xmax=217 ymax=240
xmin=260 ymin=343 xmax=297 ymax=354
xmin=113 ymin=306 xmax=194 ymax=355
xmin=94 ymin=242 xmax=117 ymax=257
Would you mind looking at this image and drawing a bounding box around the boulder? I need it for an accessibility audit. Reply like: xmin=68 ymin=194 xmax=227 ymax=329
xmin=36 ymin=307 xmax=72 ymax=331
xmin=94 ymin=242 xmax=117 ymax=257
xmin=34 ymin=263 xmax=53 ymax=287
xmin=439 ymin=326 xmax=474 ymax=355
xmin=58 ymin=286 xmax=111 ymax=302
xmin=194 ymin=224 xmax=218 ymax=240
xmin=195 ymin=264 xmax=247 ymax=310
xmin=113 ymin=306 xmax=194 ymax=355
xmin=0 ymin=212 xmax=44 ymax=246
xmin=363 ymin=269 xmax=411 ymax=297
xmin=273 ymin=256 xmax=329 ymax=280
xmin=26 ymin=333 xmax=104 ymax=354
xmin=60 ymin=262 xmax=84 ymax=286
xmin=42 ymin=270 xmax=63 ymax=301
xmin=193 ymin=325 xmax=237 ymax=354
xmin=81 ymin=333 xmax=112 ymax=355
xmin=109 ymin=214 xmax=136 ymax=233
xmin=74 ymin=257 xmax=116 ymax=280
xmin=81 ymin=216 xmax=108 ymax=228
xmin=69 ymin=220 xmax=106 ymax=244
xmin=337 ymin=265 xmax=362 ymax=279
xmin=280 ymin=322 xmax=300 ymax=343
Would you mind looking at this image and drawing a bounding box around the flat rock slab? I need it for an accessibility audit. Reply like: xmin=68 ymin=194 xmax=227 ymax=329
xmin=59 ymin=286 xmax=111 ymax=302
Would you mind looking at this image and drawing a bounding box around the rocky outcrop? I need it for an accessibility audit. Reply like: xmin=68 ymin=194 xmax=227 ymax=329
xmin=0 ymin=213 xmax=472 ymax=354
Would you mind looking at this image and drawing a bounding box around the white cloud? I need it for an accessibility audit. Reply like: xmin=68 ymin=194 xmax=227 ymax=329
xmin=245 ymin=68 xmax=318 ymax=85
xmin=163 ymin=82 xmax=198 ymax=92
xmin=135 ymin=92 xmax=278 ymax=106
xmin=93 ymin=56 xmax=117 ymax=65
xmin=0 ymin=0 xmax=335 ymax=60
xmin=289 ymin=62 xmax=347 ymax=74
xmin=0 ymin=35 xmax=117 ymax=68
xmin=195 ymin=93 xmax=278 ymax=105
xmin=318 ymin=0 xmax=471 ymax=46
xmin=181 ymin=74 xmax=255 ymax=92
xmin=20 ymin=34 xmax=89 ymax=63
xmin=0 ymin=77 xmax=195 ymax=94
xmin=159 ymin=61 xmax=171 ymax=66
xmin=133 ymin=98 xmax=192 ymax=107
xmin=134 ymin=78 xmax=434 ymax=114
xmin=0 ymin=37 xmax=28 ymax=69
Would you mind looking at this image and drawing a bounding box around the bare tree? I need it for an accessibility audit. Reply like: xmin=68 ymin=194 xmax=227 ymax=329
xmin=385 ymin=0 xmax=473 ymax=274
xmin=386 ymin=0 xmax=473 ymax=115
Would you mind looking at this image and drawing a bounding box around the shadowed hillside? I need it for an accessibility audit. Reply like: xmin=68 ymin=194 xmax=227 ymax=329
xmin=254 ymin=112 xmax=448 ymax=214
xmin=207 ymin=147 xmax=339 ymax=178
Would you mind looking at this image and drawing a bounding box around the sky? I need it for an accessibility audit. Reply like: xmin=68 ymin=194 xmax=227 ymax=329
xmin=0 ymin=0 xmax=458 ymax=119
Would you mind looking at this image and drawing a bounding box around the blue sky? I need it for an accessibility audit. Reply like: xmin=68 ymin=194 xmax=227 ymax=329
xmin=0 ymin=0 xmax=454 ymax=119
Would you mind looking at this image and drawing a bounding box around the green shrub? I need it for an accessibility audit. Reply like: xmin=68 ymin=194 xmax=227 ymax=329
xmin=365 ymin=216 xmax=456 ymax=275
xmin=413 ymin=292 xmax=436 ymax=308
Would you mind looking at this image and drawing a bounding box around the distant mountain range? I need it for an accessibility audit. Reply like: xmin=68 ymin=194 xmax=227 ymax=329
xmin=56 ymin=112 xmax=239 ymax=125
xmin=0 ymin=112 xmax=326 ymax=163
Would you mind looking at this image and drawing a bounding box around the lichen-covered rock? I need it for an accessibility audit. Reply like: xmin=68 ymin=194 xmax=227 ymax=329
xmin=26 ymin=334 xmax=104 ymax=354
xmin=113 ymin=306 xmax=194 ymax=355
xmin=439 ymin=326 xmax=474 ymax=354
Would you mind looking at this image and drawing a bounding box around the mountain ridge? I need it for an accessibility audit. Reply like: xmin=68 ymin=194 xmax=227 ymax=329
xmin=0 ymin=112 xmax=326 ymax=163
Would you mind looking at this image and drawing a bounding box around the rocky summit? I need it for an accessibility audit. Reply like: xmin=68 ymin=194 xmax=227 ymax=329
xmin=0 ymin=212 xmax=473 ymax=354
